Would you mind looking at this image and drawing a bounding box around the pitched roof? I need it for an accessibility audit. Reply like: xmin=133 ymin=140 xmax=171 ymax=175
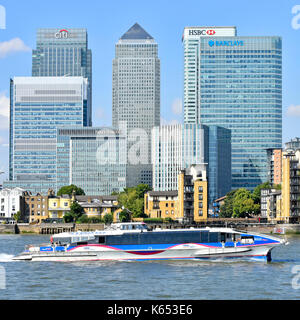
xmin=120 ymin=23 xmax=153 ymax=40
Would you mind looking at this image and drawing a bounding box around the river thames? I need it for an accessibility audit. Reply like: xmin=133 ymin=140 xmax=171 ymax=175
xmin=0 ymin=234 xmax=299 ymax=300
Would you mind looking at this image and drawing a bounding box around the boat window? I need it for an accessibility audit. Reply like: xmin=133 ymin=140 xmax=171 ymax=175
xmin=208 ymin=232 xmax=219 ymax=243
xmin=221 ymin=233 xmax=226 ymax=243
xmin=77 ymin=242 xmax=88 ymax=245
xmin=98 ymin=236 xmax=105 ymax=244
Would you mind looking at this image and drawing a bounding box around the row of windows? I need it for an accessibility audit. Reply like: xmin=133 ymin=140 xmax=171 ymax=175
xmin=101 ymin=231 xmax=220 ymax=245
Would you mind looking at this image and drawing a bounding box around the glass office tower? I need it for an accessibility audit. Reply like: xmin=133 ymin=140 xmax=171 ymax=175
xmin=6 ymin=77 xmax=88 ymax=194
xmin=207 ymin=126 xmax=232 ymax=203
xmin=32 ymin=28 xmax=92 ymax=126
xmin=183 ymin=27 xmax=282 ymax=190
xmin=152 ymin=124 xmax=207 ymax=192
xmin=112 ymin=23 xmax=160 ymax=188
xmin=152 ymin=124 xmax=231 ymax=206
xmin=57 ymin=127 xmax=126 ymax=195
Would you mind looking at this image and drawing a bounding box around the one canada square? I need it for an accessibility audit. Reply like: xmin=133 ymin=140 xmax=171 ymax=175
xmin=112 ymin=23 xmax=160 ymax=187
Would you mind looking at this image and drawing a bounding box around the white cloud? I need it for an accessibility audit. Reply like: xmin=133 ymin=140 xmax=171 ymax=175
xmin=0 ymin=93 xmax=9 ymax=130
xmin=287 ymin=105 xmax=300 ymax=117
xmin=171 ymin=98 xmax=183 ymax=115
xmin=0 ymin=38 xmax=31 ymax=59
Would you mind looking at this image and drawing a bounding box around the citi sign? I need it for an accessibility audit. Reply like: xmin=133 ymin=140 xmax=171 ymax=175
xmin=208 ymin=40 xmax=244 ymax=47
xmin=55 ymin=29 xmax=69 ymax=39
xmin=189 ymin=29 xmax=216 ymax=36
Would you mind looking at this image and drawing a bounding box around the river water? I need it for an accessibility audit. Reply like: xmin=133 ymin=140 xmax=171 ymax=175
xmin=0 ymin=234 xmax=299 ymax=300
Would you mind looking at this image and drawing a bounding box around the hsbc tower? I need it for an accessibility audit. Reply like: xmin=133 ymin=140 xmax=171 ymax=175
xmin=182 ymin=26 xmax=282 ymax=190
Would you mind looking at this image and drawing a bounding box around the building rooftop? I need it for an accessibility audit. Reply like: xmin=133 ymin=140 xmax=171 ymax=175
xmin=148 ymin=191 xmax=178 ymax=197
xmin=120 ymin=23 xmax=153 ymax=40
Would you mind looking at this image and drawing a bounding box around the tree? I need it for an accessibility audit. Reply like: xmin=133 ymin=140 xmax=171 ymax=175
xmin=117 ymin=184 xmax=151 ymax=218
xmin=57 ymin=184 xmax=85 ymax=197
xmin=232 ymin=188 xmax=259 ymax=218
xmin=118 ymin=210 xmax=131 ymax=222
xmin=104 ymin=213 xmax=113 ymax=225
xmin=13 ymin=211 xmax=21 ymax=223
xmin=219 ymin=189 xmax=238 ymax=218
xmin=63 ymin=202 xmax=84 ymax=223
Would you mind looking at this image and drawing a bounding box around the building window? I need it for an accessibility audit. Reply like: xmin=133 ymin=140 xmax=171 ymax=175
xmin=199 ymin=210 xmax=203 ymax=216
xmin=198 ymin=186 xmax=203 ymax=193
xmin=166 ymin=203 xmax=168 ymax=207
xmin=199 ymin=194 xmax=203 ymax=200
xmin=166 ymin=211 xmax=169 ymax=215
xmin=199 ymin=202 xmax=203 ymax=208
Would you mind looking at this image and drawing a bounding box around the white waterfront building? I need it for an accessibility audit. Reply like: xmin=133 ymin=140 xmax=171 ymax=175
xmin=0 ymin=187 xmax=25 ymax=222
xmin=152 ymin=124 xmax=207 ymax=191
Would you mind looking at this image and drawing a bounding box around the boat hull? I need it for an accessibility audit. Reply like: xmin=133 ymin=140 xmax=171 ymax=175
xmin=13 ymin=243 xmax=279 ymax=262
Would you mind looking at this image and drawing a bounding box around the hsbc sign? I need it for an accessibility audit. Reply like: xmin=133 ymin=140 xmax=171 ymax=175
xmin=189 ymin=29 xmax=216 ymax=36
xmin=183 ymin=27 xmax=236 ymax=40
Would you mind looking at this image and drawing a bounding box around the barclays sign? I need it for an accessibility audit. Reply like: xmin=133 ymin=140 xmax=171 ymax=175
xmin=208 ymin=40 xmax=244 ymax=47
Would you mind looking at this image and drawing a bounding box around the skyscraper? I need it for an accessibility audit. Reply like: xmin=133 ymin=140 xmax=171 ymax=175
xmin=152 ymin=124 xmax=231 ymax=206
xmin=56 ymin=127 xmax=126 ymax=195
xmin=112 ymin=23 xmax=160 ymax=187
xmin=183 ymin=27 xmax=282 ymax=190
xmin=6 ymin=77 xmax=88 ymax=194
xmin=32 ymin=28 xmax=92 ymax=126
xmin=152 ymin=124 xmax=207 ymax=192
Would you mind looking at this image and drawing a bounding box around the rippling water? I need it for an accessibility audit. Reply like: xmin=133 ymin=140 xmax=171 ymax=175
xmin=0 ymin=234 xmax=300 ymax=300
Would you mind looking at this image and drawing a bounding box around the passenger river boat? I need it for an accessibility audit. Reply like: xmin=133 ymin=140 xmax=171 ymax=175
xmin=13 ymin=222 xmax=288 ymax=262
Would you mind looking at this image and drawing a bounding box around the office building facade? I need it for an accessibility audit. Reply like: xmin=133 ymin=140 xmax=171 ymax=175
xmin=112 ymin=23 xmax=160 ymax=187
xmin=152 ymin=124 xmax=207 ymax=192
xmin=6 ymin=77 xmax=88 ymax=194
xmin=32 ymin=28 xmax=92 ymax=126
xmin=57 ymin=127 xmax=126 ymax=195
xmin=183 ymin=27 xmax=282 ymax=190
xmin=207 ymin=126 xmax=232 ymax=203
xmin=152 ymin=124 xmax=231 ymax=207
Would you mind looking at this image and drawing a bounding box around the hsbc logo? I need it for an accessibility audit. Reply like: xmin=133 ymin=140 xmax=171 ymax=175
xmin=188 ymin=29 xmax=216 ymax=36
xmin=207 ymin=30 xmax=216 ymax=35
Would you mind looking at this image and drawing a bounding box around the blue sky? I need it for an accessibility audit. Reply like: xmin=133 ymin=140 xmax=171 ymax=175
xmin=0 ymin=0 xmax=299 ymax=183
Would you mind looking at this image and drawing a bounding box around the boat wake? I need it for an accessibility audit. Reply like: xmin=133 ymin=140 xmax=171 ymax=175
xmin=0 ymin=253 xmax=15 ymax=262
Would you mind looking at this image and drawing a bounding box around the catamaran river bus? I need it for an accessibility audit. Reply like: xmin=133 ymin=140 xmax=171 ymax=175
xmin=13 ymin=222 xmax=288 ymax=262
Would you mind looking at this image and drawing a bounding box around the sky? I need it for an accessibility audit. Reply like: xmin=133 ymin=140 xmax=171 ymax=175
xmin=0 ymin=0 xmax=299 ymax=184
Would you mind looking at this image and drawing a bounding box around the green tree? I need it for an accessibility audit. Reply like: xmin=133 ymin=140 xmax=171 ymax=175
xmin=64 ymin=202 xmax=84 ymax=223
xmin=232 ymin=188 xmax=259 ymax=218
xmin=117 ymin=184 xmax=151 ymax=218
xmin=13 ymin=211 xmax=21 ymax=223
xmin=57 ymin=184 xmax=85 ymax=197
xmin=219 ymin=189 xmax=238 ymax=218
xmin=118 ymin=210 xmax=131 ymax=222
xmin=104 ymin=213 xmax=113 ymax=225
